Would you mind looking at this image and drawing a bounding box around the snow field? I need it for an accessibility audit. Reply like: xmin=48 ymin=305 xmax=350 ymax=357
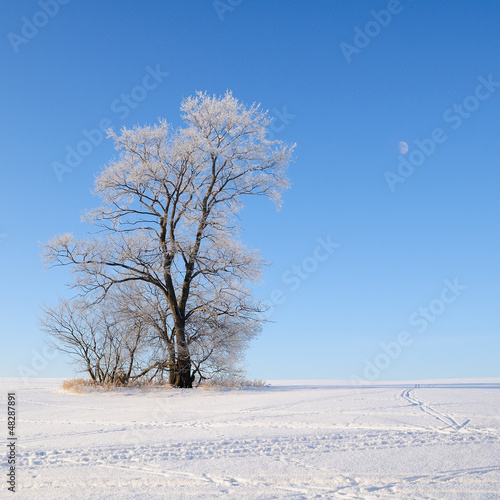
xmin=1 ymin=378 xmax=499 ymax=499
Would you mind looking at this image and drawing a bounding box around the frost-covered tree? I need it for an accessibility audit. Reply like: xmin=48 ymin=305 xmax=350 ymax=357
xmin=40 ymin=293 xmax=153 ymax=385
xmin=186 ymin=283 xmax=263 ymax=384
xmin=43 ymin=91 xmax=294 ymax=387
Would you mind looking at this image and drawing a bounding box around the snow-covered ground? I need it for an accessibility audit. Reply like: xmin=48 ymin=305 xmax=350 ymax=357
xmin=1 ymin=378 xmax=499 ymax=499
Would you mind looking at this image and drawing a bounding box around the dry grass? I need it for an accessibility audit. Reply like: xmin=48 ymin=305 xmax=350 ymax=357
xmin=61 ymin=378 xmax=97 ymax=393
xmin=199 ymin=376 xmax=269 ymax=390
xmin=61 ymin=378 xmax=170 ymax=393
xmin=62 ymin=376 xmax=269 ymax=393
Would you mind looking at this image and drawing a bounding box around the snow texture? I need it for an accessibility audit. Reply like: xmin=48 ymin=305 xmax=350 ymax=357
xmin=2 ymin=378 xmax=499 ymax=499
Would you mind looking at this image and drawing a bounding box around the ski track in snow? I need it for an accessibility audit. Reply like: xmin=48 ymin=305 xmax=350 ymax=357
xmin=4 ymin=379 xmax=500 ymax=498
xmin=18 ymin=432 xmax=500 ymax=497
xmin=401 ymin=387 xmax=471 ymax=431
xmin=18 ymin=428 xmax=498 ymax=467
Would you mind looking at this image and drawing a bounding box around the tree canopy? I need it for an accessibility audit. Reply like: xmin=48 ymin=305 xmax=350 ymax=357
xmin=43 ymin=91 xmax=295 ymax=387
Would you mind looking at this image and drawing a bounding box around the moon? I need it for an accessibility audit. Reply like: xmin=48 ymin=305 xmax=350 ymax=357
xmin=399 ymin=141 xmax=409 ymax=155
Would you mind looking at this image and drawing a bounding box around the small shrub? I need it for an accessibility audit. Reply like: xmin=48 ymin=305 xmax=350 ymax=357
xmin=61 ymin=377 xmax=170 ymax=393
xmin=200 ymin=376 xmax=269 ymax=390
xmin=62 ymin=378 xmax=97 ymax=393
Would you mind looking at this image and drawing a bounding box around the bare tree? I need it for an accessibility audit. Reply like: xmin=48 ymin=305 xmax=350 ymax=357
xmin=43 ymin=91 xmax=294 ymax=387
xmin=186 ymin=284 xmax=263 ymax=384
xmin=40 ymin=295 xmax=151 ymax=384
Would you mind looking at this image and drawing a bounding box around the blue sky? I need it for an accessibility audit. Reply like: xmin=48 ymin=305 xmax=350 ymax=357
xmin=1 ymin=0 xmax=499 ymax=381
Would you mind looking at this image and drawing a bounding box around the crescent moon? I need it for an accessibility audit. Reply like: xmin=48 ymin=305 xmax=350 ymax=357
xmin=399 ymin=141 xmax=409 ymax=155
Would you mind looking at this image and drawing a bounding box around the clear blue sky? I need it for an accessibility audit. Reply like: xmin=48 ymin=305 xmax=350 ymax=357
xmin=1 ymin=0 xmax=499 ymax=381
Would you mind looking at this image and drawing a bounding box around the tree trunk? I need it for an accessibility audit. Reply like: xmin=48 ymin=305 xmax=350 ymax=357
xmin=166 ymin=342 xmax=177 ymax=385
xmin=172 ymin=322 xmax=193 ymax=388
xmin=172 ymin=356 xmax=193 ymax=388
